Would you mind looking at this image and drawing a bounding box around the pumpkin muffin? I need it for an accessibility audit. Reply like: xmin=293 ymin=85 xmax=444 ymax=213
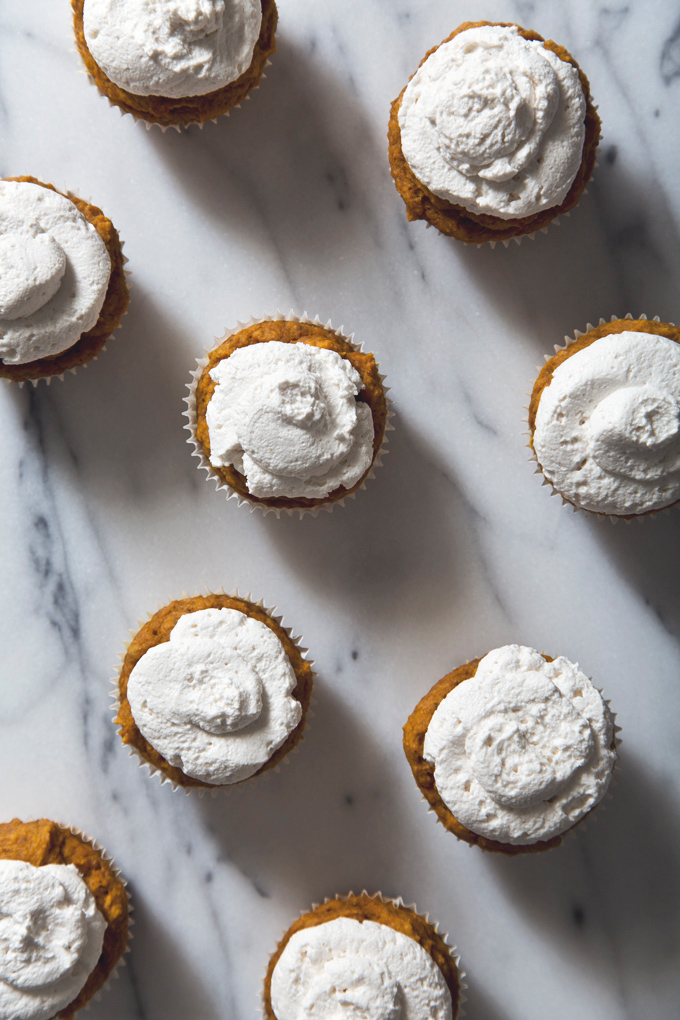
xmin=404 ymin=645 xmax=617 ymax=855
xmin=0 ymin=177 xmax=128 ymax=383
xmin=529 ymin=316 xmax=680 ymax=517
xmin=0 ymin=818 xmax=129 ymax=1020
xmin=388 ymin=21 xmax=600 ymax=244
xmin=188 ymin=317 xmax=389 ymax=514
xmin=73 ymin=0 xmax=277 ymax=128
xmin=116 ymin=593 xmax=314 ymax=790
xmin=264 ymin=893 xmax=462 ymax=1020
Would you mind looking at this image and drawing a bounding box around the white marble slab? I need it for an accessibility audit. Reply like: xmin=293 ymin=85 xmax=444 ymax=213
xmin=1 ymin=1 xmax=680 ymax=1018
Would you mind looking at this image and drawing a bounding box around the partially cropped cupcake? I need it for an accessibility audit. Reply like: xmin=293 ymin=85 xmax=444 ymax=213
xmin=389 ymin=21 xmax=600 ymax=244
xmin=530 ymin=316 xmax=680 ymax=517
xmin=73 ymin=0 xmax=277 ymax=128
xmin=264 ymin=893 xmax=462 ymax=1020
xmin=0 ymin=178 xmax=128 ymax=383
xmin=404 ymin=645 xmax=617 ymax=854
xmin=116 ymin=593 xmax=314 ymax=790
xmin=0 ymin=818 xmax=129 ymax=1020
xmin=188 ymin=317 xmax=389 ymax=514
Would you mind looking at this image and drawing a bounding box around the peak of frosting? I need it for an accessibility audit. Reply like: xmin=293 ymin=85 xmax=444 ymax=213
xmin=423 ymin=644 xmax=615 ymax=844
xmin=270 ymin=917 xmax=452 ymax=1020
xmin=0 ymin=234 xmax=66 ymax=321
xmin=398 ymin=25 xmax=586 ymax=219
xmin=127 ymin=607 xmax=302 ymax=784
xmin=206 ymin=340 xmax=375 ymax=499
xmin=83 ymin=0 xmax=262 ymax=98
xmin=0 ymin=859 xmax=106 ymax=1020
xmin=533 ymin=331 xmax=680 ymax=515
xmin=0 ymin=182 xmax=111 ymax=365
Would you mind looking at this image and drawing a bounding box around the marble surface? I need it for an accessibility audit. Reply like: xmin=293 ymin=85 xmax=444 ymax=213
xmin=1 ymin=1 xmax=680 ymax=1018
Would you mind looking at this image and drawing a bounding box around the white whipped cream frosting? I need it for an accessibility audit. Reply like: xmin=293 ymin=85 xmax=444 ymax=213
xmin=127 ymin=607 xmax=302 ymax=784
xmin=206 ymin=340 xmax=375 ymax=499
xmin=533 ymin=330 xmax=680 ymax=515
xmin=270 ymin=917 xmax=453 ymax=1020
xmin=0 ymin=182 xmax=111 ymax=365
xmin=0 ymin=859 xmax=106 ymax=1020
xmin=398 ymin=25 xmax=586 ymax=219
xmin=83 ymin=0 xmax=262 ymax=98
xmin=423 ymin=645 xmax=615 ymax=845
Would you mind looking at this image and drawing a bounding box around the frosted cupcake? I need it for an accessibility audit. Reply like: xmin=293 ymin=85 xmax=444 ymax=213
xmin=404 ymin=645 xmax=617 ymax=855
xmin=0 ymin=178 xmax=128 ymax=383
xmin=264 ymin=893 xmax=462 ymax=1020
xmin=73 ymin=0 xmax=277 ymax=128
xmin=116 ymin=593 xmax=314 ymax=790
xmin=388 ymin=21 xmax=600 ymax=244
xmin=0 ymin=818 xmax=129 ymax=1020
xmin=530 ymin=317 xmax=680 ymax=517
xmin=189 ymin=318 xmax=389 ymax=514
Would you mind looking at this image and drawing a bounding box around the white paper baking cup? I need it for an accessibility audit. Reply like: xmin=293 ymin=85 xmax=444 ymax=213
xmin=184 ymin=311 xmax=393 ymax=517
xmin=411 ymin=660 xmax=619 ymax=856
xmin=525 ymin=313 xmax=678 ymax=522
xmin=263 ymin=891 xmax=465 ymax=1020
xmin=2 ymin=819 xmax=132 ymax=1014
xmin=112 ymin=589 xmax=315 ymax=796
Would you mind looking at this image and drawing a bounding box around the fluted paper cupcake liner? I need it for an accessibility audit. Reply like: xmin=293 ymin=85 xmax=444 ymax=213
xmin=111 ymin=589 xmax=315 ymax=796
xmin=525 ymin=312 xmax=678 ymax=522
xmin=262 ymin=890 xmax=465 ymax=1020
xmin=472 ymin=204 xmax=572 ymax=250
xmin=74 ymin=28 xmax=274 ymax=131
xmin=5 ymin=818 xmax=132 ymax=1014
xmin=184 ymin=311 xmax=393 ymax=517
xmin=80 ymin=67 xmax=270 ymax=132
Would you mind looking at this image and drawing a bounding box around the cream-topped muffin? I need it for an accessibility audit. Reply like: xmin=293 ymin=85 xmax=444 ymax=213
xmin=0 ymin=178 xmax=128 ymax=383
xmin=116 ymin=593 xmax=314 ymax=789
xmin=388 ymin=21 xmax=600 ymax=243
xmin=73 ymin=0 xmax=278 ymax=127
xmin=0 ymin=860 xmax=106 ymax=1020
xmin=0 ymin=819 xmax=129 ymax=1020
xmin=404 ymin=645 xmax=616 ymax=854
xmin=190 ymin=318 xmax=389 ymax=514
xmin=530 ymin=317 xmax=680 ymax=517
xmin=264 ymin=895 xmax=461 ymax=1020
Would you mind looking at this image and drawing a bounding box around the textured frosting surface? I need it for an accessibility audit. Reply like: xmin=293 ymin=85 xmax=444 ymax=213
xmin=206 ymin=340 xmax=375 ymax=499
xmin=0 ymin=859 xmax=106 ymax=1020
xmin=398 ymin=25 xmax=586 ymax=219
xmin=0 ymin=182 xmax=110 ymax=365
xmin=83 ymin=0 xmax=262 ymax=98
xmin=423 ymin=645 xmax=615 ymax=844
xmin=270 ymin=917 xmax=452 ymax=1020
xmin=127 ymin=607 xmax=302 ymax=784
xmin=533 ymin=331 xmax=680 ymax=515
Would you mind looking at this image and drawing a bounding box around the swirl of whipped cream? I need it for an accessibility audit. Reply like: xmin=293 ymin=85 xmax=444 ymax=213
xmin=83 ymin=0 xmax=262 ymax=98
xmin=423 ymin=645 xmax=615 ymax=845
xmin=0 ymin=859 xmax=106 ymax=1020
xmin=533 ymin=331 xmax=680 ymax=515
xmin=398 ymin=25 xmax=586 ymax=219
xmin=127 ymin=607 xmax=302 ymax=784
xmin=270 ymin=917 xmax=452 ymax=1020
xmin=206 ymin=340 xmax=375 ymax=499
xmin=0 ymin=182 xmax=111 ymax=366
